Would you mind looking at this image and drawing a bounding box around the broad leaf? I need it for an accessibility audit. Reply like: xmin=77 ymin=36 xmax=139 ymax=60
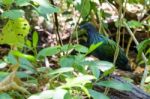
xmin=0 ymin=18 xmax=30 ymax=47
xmin=53 ymin=89 xmax=68 ymax=99
xmin=77 ymin=0 xmax=91 ymax=18
xmin=96 ymin=79 xmax=132 ymax=91
xmin=0 ymin=93 xmax=12 ymax=99
xmin=127 ymin=20 xmax=143 ymax=28
xmin=10 ymin=50 xmax=36 ymax=61
xmin=14 ymin=0 xmax=30 ymax=6
xmin=88 ymin=89 xmax=109 ymax=99
xmin=137 ymin=39 xmax=150 ymax=61
xmin=62 ymin=75 xmax=96 ymax=88
xmin=1 ymin=10 xmax=24 ymax=19
xmin=0 ymin=72 xmax=9 ymax=81
xmin=74 ymin=44 xmax=88 ymax=53
xmin=59 ymin=56 xmax=75 ymax=67
xmin=19 ymin=58 xmax=36 ymax=73
xmin=37 ymin=46 xmax=61 ymax=59
xmin=2 ymin=0 xmax=14 ymax=5
xmin=48 ymin=67 xmax=74 ymax=75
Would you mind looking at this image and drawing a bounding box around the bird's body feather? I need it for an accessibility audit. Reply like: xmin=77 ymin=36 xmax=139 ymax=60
xmin=80 ymin=23 xmax=131 ymax=71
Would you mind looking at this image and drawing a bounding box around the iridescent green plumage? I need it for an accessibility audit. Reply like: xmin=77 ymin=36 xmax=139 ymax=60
xmin=80 ymin=23 xmax=131 ymax=71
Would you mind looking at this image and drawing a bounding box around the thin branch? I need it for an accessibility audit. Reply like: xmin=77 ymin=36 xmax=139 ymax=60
xmin=49 ymin=0 xmax=63 ymax=46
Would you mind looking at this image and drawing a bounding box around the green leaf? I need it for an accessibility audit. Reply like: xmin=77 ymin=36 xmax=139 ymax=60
xmin=1 ymin=10 xmax=24 ymax=19
xmin=31 ymin=0 xmax=50 ymax=6
xmin=2 ymin=0 xmax=14 ymax=5
xmin=0 ymin=18 xmax=30 ymax=47
xmin=88 ymin=60 xmax=114 ymax=78
xmin=59 ymin=56 xmax=75 ymax=67
xmin=37 ymin=46 xmax=61 ymax=59
xmin=74 ymin=44 xmax=88 ymax=53
xmin=88 ymin=89 xmax=109 ymax=99
xmin=48 ymin=67 xmax=74 ymax=75
xmin=32 ymin=31 xmax=39 ymax=48
xmin=86 ymin=42 xmax=102 ymax=55
xmin=53 ymin=88 xmax=68 ymax=99
xmin=28 ymin=90 xmax=54 ymax=99
xmin=10 ymin=50 xmax=36 ymax=61
xmin=28 ymin=89 xmax=69 ymax=99
xmin=26 ymin=40 xmax=32 ymax=48
xmin=32 ymin=0 xmax=60 ymax=17
xmin=127 ymin=20 xmax=143 ymax=28
xmin=0 ymin=72 xmax=9 ymax=81
xmin=60 ymin=44 xmax=74 ymax=52
xmin=77 ymin=0 xmax=91 ymax=18
xmin=60 ymin=75 xmax=96 ymax=97
xmin=96 ymin=79 xmax=132 ymax=91
xmin=62 ymin=75 xmax=96 ymax=88
xmin=14 ymin=0 xmax=30 ymax=6
xmin=16 ymin=72 xmax=34 ymax=79
xmin=0 ymin=93 xmax=12 ymax=99
xmin=19 ymin=58 xmax=36 ymax=73
xmin=37 ymin=5 xmax=59 ymax=17
xmin=90 ymin=65 xmax=100 ymax=78
xmin=137 ymin=39 xmax=150 ymax=60
xmin=5 ymin=54 xmax=17 ymax=64
xmin=95 ymin=61 xmax=115 ymax=72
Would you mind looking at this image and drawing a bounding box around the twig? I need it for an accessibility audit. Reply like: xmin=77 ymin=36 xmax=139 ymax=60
xmin=126 ymin=29 xmax=136 ymax=57
xmin=49 ymin=0 xmax=63 ymax=46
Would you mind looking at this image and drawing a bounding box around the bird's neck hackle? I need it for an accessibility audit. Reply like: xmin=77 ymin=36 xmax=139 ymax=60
xmin=87 ymin=27 xmax=104 ymax=44
xmin=87 ymin=26 xmax=99 ymax=37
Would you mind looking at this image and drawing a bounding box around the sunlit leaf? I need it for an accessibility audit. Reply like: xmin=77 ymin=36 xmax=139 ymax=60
xmin=86 ymin=42 xmax=102 ymax=55
xmin=28 ymin=90 xmax=54 ymax=99
xmin=48 ymin=67 xmax=74 ymax=75
xmin=0 ymin=18 xmax=30 ymax=47
xmin=2 ymin=0 xmax=14 ymax=5
xmin=32 ymin=31 xmax=39 ymax=48
xmin=53 ymin=88 xmax=68 ymax=99
xmin=62 ymin=75 xmax=96 ymax=88
xmin=10 ymin=50 xmax=36 ymax=61
xmin=0 ymin=61 xmax=7 ymax=69
xmin=145 ymin=76 xmax=150 ymax=83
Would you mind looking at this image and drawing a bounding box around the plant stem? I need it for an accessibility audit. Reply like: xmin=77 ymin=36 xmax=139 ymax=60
xmin=50 ymin=0 xmax=63 ymax=46
xmin=124 ymin=21 xmax=148 ymax=88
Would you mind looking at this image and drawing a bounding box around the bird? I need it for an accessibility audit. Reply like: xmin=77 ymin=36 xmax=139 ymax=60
xmin=80 ymin=22 xmax=131 ymax=71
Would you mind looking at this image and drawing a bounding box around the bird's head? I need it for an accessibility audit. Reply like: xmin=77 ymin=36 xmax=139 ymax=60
xmin=79 ymin=22 xmax=97 ymax=32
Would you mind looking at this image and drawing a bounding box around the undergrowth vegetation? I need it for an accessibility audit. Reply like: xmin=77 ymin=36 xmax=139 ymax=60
xmin=0 ymin=0 xmax=149 ymax=99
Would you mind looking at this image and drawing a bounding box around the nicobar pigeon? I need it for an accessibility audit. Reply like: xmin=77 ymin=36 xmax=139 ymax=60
xmin=80 ymin=22 xmax=131 ymax=71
